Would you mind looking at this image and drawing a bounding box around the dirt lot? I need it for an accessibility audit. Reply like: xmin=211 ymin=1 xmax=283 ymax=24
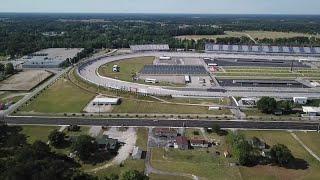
xmin=0 ymin=70 xmax=52 ymax=91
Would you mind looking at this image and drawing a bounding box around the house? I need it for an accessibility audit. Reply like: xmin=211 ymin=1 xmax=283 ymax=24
xmin=190 ymin=139 xmax=209 ymax=148
xmin=302 ymin=106 xmax=320 ymax=117
xmin=132 ymin=146 xmax=143 ymax=159
xmin=96 ymin=135 xmax=119 ymax=151
xmin=174 ymin=136 xmax=189 ymax=150
xmin=293 ymin=97 xmax=307 ymax=105
xmin=154 ymin=128 xmax=177 ymax=139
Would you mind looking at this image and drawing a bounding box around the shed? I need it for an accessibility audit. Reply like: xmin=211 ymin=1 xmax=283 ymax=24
xmin=293 ymin=97 xmax=307 ymax=105
xmin=92 ymin=97 xmax=120 ymax=105
xmin=302 ymin=106 xmax=320 ymax=116
xmin=132 ymin=146 xmax=143 ymax=159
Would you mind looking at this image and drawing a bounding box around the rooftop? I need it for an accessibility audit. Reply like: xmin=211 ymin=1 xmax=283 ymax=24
xmin=302 ymin=106 xmax=320 ymax=113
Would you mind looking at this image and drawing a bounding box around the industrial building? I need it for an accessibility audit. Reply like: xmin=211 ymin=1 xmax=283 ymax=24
xmin=21 ymin=48 xmax=83 ymax=68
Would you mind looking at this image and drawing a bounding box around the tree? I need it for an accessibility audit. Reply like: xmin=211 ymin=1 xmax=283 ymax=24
xmin=0 ymin=63 xmax=4 ymax=73
xmin=212 ymin=124 xmax=221 ymax=134
xmin=4 ymin=63 xmax=14 ymax=75
xmin=277 ymin=100 xmax=293 ymax=114
xmin=105 ymin=173 xmax=119 ymax=180
xmin=48 ymin=130 xmax=66 ymax=148
xmin=72 ymin=135 xmax=98 ymax=161
xmin=120 ymin=170 xmax=148 ymax=180
xmin=257 ymin=97 xmax=277 ymax=114
xmin=270 ymin=144 xmax=294 ymax=166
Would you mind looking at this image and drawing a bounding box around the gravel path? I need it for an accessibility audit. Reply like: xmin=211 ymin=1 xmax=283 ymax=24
xmin=291 ymin=132 xmax=320 ymax=162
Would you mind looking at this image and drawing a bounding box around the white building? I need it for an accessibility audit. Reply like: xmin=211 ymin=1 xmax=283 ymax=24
xmin=159 ymin=56 xmax=171 ymax=60
xmin=132 ymin=146 xmax=143 ymax=159
xmin=92 ymin=97 xmax=120 ymax=105
xmin=302 ymin=106 xmax=320 ymax=116
xmin=238 ymin=97 xmax=258 ymax=107
xmin=293 ymin=97 xmax=308 ymax=105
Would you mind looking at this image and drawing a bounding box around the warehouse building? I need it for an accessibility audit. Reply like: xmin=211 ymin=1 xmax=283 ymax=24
xmin=21 ymin=48 xmax=83 ymax=68
xmin=302 ymin=106 xmax=320 ymax=116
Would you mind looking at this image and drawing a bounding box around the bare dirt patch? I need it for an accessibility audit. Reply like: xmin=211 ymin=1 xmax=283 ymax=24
xmin=0 ymin=70 xmax=52 ymax=91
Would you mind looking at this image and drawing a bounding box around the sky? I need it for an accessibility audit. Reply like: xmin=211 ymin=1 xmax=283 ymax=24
xmin=1 ymin=0 xmax=320 ymax=15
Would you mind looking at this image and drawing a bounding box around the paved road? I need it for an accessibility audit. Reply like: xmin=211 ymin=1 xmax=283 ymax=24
xmin=77 ymin=51 xmax=320 ymax=98
xmin=5 ymin=116 xmax=320 ymax=130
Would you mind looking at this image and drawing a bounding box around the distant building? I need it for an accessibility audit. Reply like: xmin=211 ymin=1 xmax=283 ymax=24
xmin=293 ymin=97 xmax=308 ymax=105
xmin=302 ymin=106 xmax=320 ymax=116
xmin=130 ymin=44 xmax=170 ymax=52
xmin=174 ymin=136 xmax=189 ymax=150
xmin=238 ymin=98 xmax=258 ymax=107
xmin=21 ymin=48 xmax=83 ymax=68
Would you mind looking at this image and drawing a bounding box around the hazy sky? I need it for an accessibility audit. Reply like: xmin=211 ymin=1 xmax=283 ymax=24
xmin=1 ymin=0 xmax=320 ymax=14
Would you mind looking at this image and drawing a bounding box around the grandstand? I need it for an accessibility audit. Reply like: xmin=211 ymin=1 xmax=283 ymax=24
xmin=205 ymin=43 xmax=320 ymax=56
xmin=130 ymin=44 xmax=170 ymax=52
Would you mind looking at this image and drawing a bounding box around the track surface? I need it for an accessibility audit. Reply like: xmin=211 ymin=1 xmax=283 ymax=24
xmin=77 ymin=52 xmax=320 ymax=98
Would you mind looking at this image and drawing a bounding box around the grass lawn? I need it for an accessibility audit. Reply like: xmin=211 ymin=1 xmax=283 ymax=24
xmin=185 ymin=128 xmax=203 ymax=139
xmin=243 ymin=108 xmax=300 ymax=118
xmin=21 ymin=125 xmax=58 ymax=143
xmin=167 ymin=97 xmax=230 ymax=106
xmin=20 ymin=77 xmax=95 ymax=113
xmin=149 ymin=174 xmax=188 ymax=180
xmin=98 ymin=56 xmax=154 ymax=82
xmin=150 ymin=148 xmax=241 ymax=179
xmin=295 ymin=131 xmax=320 ymax=157
xmin=239 ymin=130 xmax=320 ymax=180
xmin=112 ymin=99 xmax=231 ymax=115
xmin=136 ymin=128 xmax=148 ymax=151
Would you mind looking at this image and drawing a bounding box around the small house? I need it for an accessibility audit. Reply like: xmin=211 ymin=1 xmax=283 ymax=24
xmin=96 ymin=135 xmax=119 ymax=151
xmin=174 ymin=136 xmax=189 ymax=150
xmin=293 ymin=97 xmax=307 ymax=105
xmin=154 ymin=128 xmax=177 ymax=139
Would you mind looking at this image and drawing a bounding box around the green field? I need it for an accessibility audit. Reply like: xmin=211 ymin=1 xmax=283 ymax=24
xmin=295 ymin=132 xmax=320 ymax=157
xmin=175 ymin=31 xmax=320 ymax=41
xmin=166 ymin=97 xmax=230 ymax=106
xmin=150 ymin=148 xmax=241 ymax=179
xmin=20 ymin=77 xmax=95 ymax=113
xmin=240 ymin=131 xmax=320 ymax=180
xmin=98 ymin=56 xmax=154 ymax=82
xmin=21 ymin=125 xmax=58 ymax=143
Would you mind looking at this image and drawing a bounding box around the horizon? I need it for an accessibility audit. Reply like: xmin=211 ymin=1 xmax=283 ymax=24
xmin=1 ymin=0 xmax=320 ymax=15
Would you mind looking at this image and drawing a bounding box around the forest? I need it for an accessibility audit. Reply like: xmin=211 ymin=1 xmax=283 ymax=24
xmin=1 ymin=13 xmax=320 ymax=57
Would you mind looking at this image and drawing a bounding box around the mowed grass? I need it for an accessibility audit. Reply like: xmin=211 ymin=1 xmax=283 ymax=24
xmin=150 ymin=148 xmax=241 ymax=179
xmin=112 ymin=99 xmax=231 ymax=115
xmin=21 ymin=77 xmax=95 ymax=113
xmin=98 ymin=56 xmax=155 ymax=82
xmin=167 ymin=97 xmax=230 ymax=106
xmin=175 ymin=31 xmax=320 ymax=41
xmin=149 ymin=174 xmax=188 ymax=180
xmin=239 ymin=131 xmax=320 ymax=180
xmin=21 ymin=125 xmax=58 ymax=143
xmin=295 ymin=131 xmax=320 ymax=158
xmin=136 ymin=128 xmax=148 ymax=151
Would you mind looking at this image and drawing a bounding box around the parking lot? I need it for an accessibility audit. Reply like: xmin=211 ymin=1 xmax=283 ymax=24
xmin=140 ymin=65 xmax=207 ymax=75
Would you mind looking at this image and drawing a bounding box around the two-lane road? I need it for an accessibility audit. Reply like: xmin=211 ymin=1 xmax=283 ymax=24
xmin=5 ymin=116 xmax=320 ymax=131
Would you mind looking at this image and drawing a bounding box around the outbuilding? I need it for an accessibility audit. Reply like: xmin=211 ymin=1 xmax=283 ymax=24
xmin=293 ymin=97 xmax=308 ymax=105
xmin=92 ymin=97 xmax=120 ymax=105
xmin=302 ymin=106 xmax=320 ymax=116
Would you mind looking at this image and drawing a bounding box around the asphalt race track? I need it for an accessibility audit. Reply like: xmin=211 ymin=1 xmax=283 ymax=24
xmin=5 ymin=116 xmax=320 ymax=131
xmin=77 ymin=51 xmax=320 ymax=98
